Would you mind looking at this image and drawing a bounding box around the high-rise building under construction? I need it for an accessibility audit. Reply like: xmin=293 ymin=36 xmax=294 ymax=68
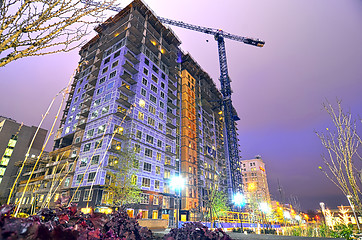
xmin=15 ymin=0 xmax=234 ymax=224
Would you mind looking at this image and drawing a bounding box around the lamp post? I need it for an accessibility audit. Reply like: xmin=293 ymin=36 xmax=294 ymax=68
xmin=233 ymin=193 xmax=246 ymax=231
xmin=170 ymin=175 xmax=185 ymax=228
xmin=347 ymin=195 xmax=361 ymax=232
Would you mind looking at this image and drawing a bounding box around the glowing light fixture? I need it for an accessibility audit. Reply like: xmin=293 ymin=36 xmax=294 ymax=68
xmin=259 ymin=202 xmax=271 ymax=214
xmin=81 ymin=207 xmax=92 ymax=214
xmin=284 ymin=211 xmax=291 ymax=219
xmin=232 ymin=193 xmax=246 ymax=207
xmin=139 ymin=99 xmax=146 ymax=108
xmin=170 ymin=175 xmax=185 ymax=190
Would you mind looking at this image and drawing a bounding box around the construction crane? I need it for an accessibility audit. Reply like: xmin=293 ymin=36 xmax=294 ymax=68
xmin=81 ymin=0 xmax=265 ymax=197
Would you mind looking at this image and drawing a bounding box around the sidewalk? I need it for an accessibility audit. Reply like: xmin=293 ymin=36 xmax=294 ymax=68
xmin=152 ymin=229 xmax=345 ymax=240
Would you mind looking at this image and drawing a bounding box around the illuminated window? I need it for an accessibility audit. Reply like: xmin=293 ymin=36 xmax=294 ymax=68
xmin=164 ymin=169 xmax=170 ymax=179
xmin=54 ymin=193 xmax=60 ymax=202
xmin=156 ymin=153 xmax=161 ymax=161
xmin=138 ymin=112 xmax=144 ymax=120
xmin=139 ymin=99 xmax=146 ymax=108
xmin=148 ymin=106 xmax=155 ymax=114
xmin=8 ymin=139 xmax=17 ymax=148
xmin=165 ymin=156 xmax=171 ymax=165
xmin=0 ymin=157 xmax=10 ymax=166
xmin=156 ymin=166 xmax=160 ymax=174
xmin=4 ymin=148 xmax=14 ymax=157
xmin=134 ymin=144 xmax=141 ymax=153
xmin=0 ymin=167 xmax=6 ymax=176
xmin=136 ymin=130 xmax=142 ymax=139
xmin=131 ymin=175 xmax=137 ymax=185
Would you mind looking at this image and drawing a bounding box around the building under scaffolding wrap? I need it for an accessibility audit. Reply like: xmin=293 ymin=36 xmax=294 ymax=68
xmin=11 ymin=0 xmax=244 ymax=224
xmin=180 ymin=53 xmax=231 ymax=221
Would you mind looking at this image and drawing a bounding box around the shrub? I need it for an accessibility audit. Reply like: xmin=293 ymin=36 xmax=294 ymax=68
xmin=0 ymin=204 xmax=153 ymax=240
xmin=163 ymin=222 xmax=232 ymax=240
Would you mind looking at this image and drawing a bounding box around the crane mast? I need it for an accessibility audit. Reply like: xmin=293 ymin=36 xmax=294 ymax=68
xmin=81 ymin=0 xmax=265 ymax=197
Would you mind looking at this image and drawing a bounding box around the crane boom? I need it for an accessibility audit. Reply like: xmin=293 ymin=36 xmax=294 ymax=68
xmin=81 ymin=0 xmax=265 ymax=197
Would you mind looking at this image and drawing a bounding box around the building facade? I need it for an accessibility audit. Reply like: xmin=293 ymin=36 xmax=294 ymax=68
xmin=13 ymin=0 xmax=236 ymax=223
xmin=180 ymin=53 xmax=228 ymax=221
xmin=0 ymin=116 xmax=47 ymax=204
xmin=52 ymin=0 xmax=181 ymax=222
xmin=241 ymin=156 xmax=271 ymax=205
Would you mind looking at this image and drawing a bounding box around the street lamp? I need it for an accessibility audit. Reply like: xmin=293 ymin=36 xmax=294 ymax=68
xmin=233 ymin=193 xmax=246 ymax=230
xmin=259 ymin=202 xmax=271 ymax=233
xmin=170 ymin=175 xmax=185 ymax=228
xmin=347 ymin=195 xmax=361 ymax=232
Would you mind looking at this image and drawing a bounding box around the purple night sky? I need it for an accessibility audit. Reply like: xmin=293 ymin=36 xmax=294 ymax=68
xmin=1 ymin=0 xmax=361 ymax=211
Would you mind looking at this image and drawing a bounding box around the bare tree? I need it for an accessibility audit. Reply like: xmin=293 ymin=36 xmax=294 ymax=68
xmin=316 ymin=100 xmax=362 ymax=214
xmin=0 ymin=0 xmax=117 ymax=67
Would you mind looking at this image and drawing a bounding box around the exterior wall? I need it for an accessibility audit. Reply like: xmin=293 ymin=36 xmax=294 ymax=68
xmin=180 ymin=69 xmax=198 ymax=211
xmin=181 ymin=54 xmax=228 ymax=221
xmin=241 ymin=157 xmax=271 ymax=204
xmin=0 ymin=117 xmax=47 ymax=204
xmin=51 ymin=0 xmax=181 ymax=223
